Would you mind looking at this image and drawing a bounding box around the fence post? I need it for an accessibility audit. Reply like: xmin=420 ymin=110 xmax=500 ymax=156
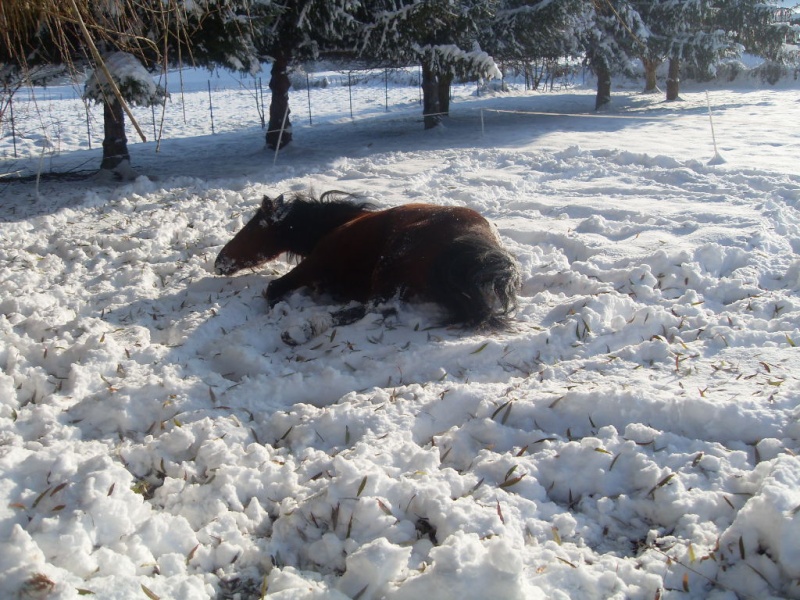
xmin=273 ymin=103 xmax=291 ymax=166
xmin=706 ymin=91 xmax=724 ymax=164
xmin=207 ymin=80 xmax=215 ymax=134
xmin=10 ymin=96 xmax=18 ymax=158
xmin=85 ymin=102 xmax=92 ymax=150
xmin=179 ymin=68 xmax=187 ymax=125
xmin=348 ymin=71 xmax=354 ymax=120
xmin=306 ymin=73 xmax=313 ymax=125
xmin=385 ymin=68 xmax=389 ymax=112
xmin=254 ymin=78 xmax=264 ymax=128
xmin=260 ymin=77 xmax=266 ymax=128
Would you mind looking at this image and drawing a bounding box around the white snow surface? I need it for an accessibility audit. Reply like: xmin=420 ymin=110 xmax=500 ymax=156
xmin=2 ymin=68 xmax=800 ymax=599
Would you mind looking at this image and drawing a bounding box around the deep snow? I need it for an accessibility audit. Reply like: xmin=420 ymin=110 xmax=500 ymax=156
xmin=1 ymin=66 xmax=800 ymax=599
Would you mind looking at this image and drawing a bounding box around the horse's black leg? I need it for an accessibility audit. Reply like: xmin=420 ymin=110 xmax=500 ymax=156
xmin=330 ymin=305 xmax=367 ymax=326
xmin=264 ymin=261 xmax=324 ymax=307
xmin=263 ymin=278 xmax=290 ymax=307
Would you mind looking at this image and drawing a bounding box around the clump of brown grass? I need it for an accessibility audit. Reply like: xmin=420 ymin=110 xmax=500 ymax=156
xmin=2 ymin=0 xmax=156 ymax=73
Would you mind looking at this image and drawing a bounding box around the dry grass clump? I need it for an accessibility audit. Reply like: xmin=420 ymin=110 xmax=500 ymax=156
xmin=1 ymin=0 xmax=158 ymax=72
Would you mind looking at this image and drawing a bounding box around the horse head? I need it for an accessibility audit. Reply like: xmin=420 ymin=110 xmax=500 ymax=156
xmin=214 ymin=194 xmax=292 ymax=275
xmin=215 ymin=190 xmax=373 ymax=278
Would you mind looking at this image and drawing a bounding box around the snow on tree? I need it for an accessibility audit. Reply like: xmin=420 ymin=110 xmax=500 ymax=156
xmin=1 ymin=0 xmax=271 ymax=173
xmin=577 ymin=0 xmax=648 ymax=110
xmin=713 ymin=0 xmax=791 ymax=82
xmin=482 ymin=0 xmax=589 ymax=95
xmin=487 ymin=0 xmax=583 ymax=66
xmin=359 ymin=0 xmax=499 ymax=129
xmin=384 ymin=2 xmax=498 ymax=127
xmin=253 ymin=0 xmax=363 ymax=149
xmin=715 ymin=0 xmax=789 ymax=59
xmin=634 ymin=1 xmax=735 ymax=101
xmin=84 ymin=51 xmax=166 ymax=178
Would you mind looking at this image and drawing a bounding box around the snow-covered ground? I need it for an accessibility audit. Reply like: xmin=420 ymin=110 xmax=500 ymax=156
xmin=1 ymin=65 xmax=800 ymax=599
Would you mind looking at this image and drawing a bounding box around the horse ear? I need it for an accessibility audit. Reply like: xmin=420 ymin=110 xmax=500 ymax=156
xmin=259 ymin=194 xmax=287 ymax=224
xmin=270 ymin=194 xmax=291 ymax=224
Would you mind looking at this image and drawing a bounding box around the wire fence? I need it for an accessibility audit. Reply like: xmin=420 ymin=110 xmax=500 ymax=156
xmin=0 ymin=63 xmax=581 ymax=166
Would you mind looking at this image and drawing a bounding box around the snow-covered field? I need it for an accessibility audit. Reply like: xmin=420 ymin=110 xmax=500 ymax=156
xmin=1 ymin=66 xmax=800 ymax=599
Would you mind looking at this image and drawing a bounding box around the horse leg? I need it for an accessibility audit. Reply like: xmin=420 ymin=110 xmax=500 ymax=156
xmin=331 ymin=305 xmax=367 ymax=326
xmin=264 ymin=260 xmax=325 ymax=307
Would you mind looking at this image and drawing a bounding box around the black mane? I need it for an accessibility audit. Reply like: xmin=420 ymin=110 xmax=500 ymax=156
xmin=279 ymin=191 xmax=375 ymax=257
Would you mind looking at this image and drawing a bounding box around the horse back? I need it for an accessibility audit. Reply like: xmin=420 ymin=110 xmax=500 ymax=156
xmin=326 ymin=204 xmax=500 ymax=299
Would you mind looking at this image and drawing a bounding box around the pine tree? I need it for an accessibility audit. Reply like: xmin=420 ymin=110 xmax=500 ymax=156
xmin=578 ymin=1 xmax=648 ymax=110
xmin=715 ymin=0 xmax=788 ymax=60
xmin=713 ymin=0 xmax=789 ymax=83
xmin=633 ymin=0 xmax=666 ymax=93
xmin=484 ymin=0 xmax=582 ymax=91
xmin=84 ymin=52 xmax=166 ymax=175
xmin=90 ymin=0 xmax=272 ymax=175
xmin=634 ymin=0 xmax=733 ymax=101
xmin=253 ymin=0 xmax=363 ymax=149
xmin=359 ymin=0 xmax=499 ymax=129
xmin=1 ymin=0 xmax=270 ymax=173
xmin=488 ymin=0 xmax=582 ymax=64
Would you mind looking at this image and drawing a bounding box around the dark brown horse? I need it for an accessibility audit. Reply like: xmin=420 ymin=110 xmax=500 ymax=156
xmin=215 ymin=191 xmax=519 ymax=327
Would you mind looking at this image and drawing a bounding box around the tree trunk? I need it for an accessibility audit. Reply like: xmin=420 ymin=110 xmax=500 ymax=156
xmin=642 ymin=57 xmax=660 ymax=93
xmin=100 ymin=99 xmax=130 ymax=172
xmin=593 ymin=55 xmax=611 ymax=111
xmin=421 ymin=63 xmax=441 ymax=129
xmin=666 ymin=57 xmax=680 ymax=101
xmin=437 ymin=73 xmax=453 ymax=117
xmin=266 ymin=52 xmax=292 ymax=150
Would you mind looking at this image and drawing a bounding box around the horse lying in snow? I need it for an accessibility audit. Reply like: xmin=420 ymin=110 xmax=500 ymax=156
xmin=214 ymin=191 xmax=519 ymax=331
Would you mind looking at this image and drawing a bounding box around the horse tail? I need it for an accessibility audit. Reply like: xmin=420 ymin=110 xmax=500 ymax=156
xmin=430 ymin=234 xmax=520 ymax=327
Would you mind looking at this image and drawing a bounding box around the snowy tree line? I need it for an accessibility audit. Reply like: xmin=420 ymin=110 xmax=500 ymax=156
xmin=1 ymin=0 xmax=792 ymax=175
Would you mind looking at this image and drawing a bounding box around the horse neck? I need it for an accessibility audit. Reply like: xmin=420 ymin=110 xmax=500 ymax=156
xmin=282 ymin=201 xmax=369 ymax=256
